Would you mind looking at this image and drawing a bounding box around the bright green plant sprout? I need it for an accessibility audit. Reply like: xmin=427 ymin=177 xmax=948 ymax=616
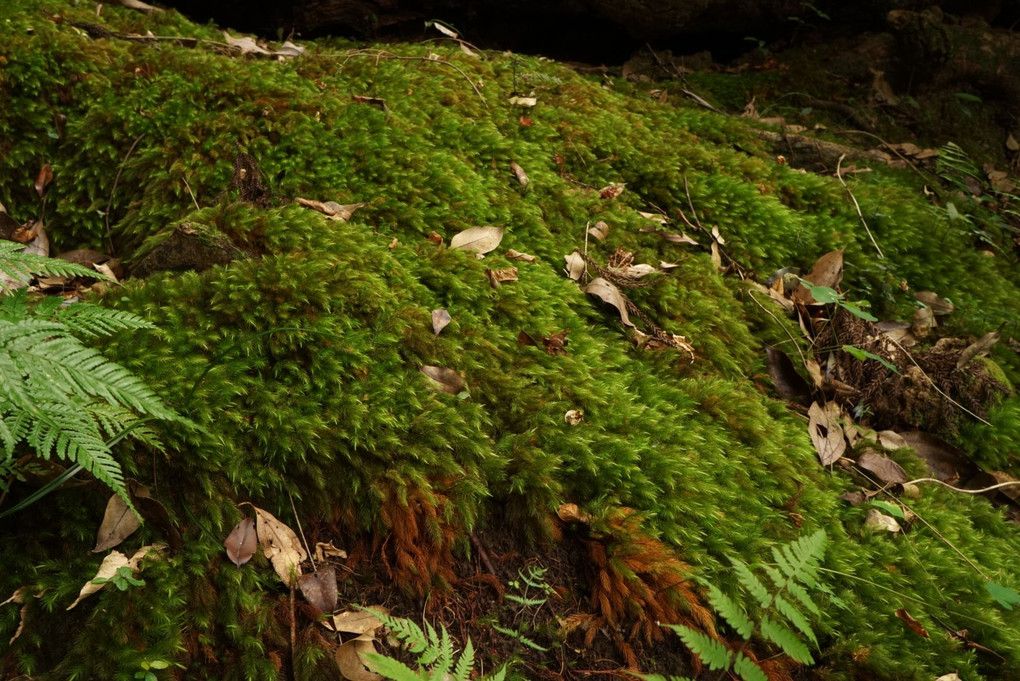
xmin=92 ymin=565 xmax=146 ymax=591
xmin=842 ymin=345 xmax=899 ymax=374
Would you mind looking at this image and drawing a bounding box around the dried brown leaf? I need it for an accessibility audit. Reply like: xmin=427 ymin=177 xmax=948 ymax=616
xmin=336 ymin=636 xmax=383 ymax=681
xmin=710 ymin=241 xmax=723 ymax=270
xmin=67 ymin=551 xmax=129 ymax=610
xmin=864 ymin=508 xmax=902 ymax=533
xmin=598 ymin=182 xmax=626 ymax=199
xmin=793 ymin=249 xmax=844 ymax=303
xmin=639 ymin=225 xmax=699 ymax=245
xmin=557 ymin=503 xmax=591 ymax=524
xmin=450 ymin=225 xmax=504 ymax=254
xmin=431 ymin=309 xmax=451 ymax=336
xmin=857 ymin=450 xmax=908 ymax=484
xmin=583 ymin=277 xmax=634 ymax=328
xmin=838 ymin=490 xmax=868 ymax=506
xmin=509 ymin=161 xmax=530 ymax=188
xmin=352 ymin=95 xmax=388 ymax=110
xmin=298 ymin=566 xmax=338 ymax=614
xmin=419 ymin=365 xmax=466 ymax=395
xmin=224 ymin=517 xmax=258 ymax=567
xmin=957 ymin=327 xmax=1001 ymax=369
xmin=914 ymin=291 xmax=954 ymax=315
xmin=765 ymin=346 xmax=812 ymax=405
xmin=899 ymin=431 xmax=977 ymax=483
xmin=877 ymin=430 xmax=908 ymax=450
xmin=314 ymin=541 xmax=347 ymax=563
xmin=587 ymin=221 xmax=610 ymax=241
xmin=34 ymin=164 xmax=53 ymax=198
xmin=486 ymin=266 xmax=518 ymax=289
xmin=808 ymin=401 xmax=847 ymax=466
xmin=564 ymin=251 xmax=585 ymax=281
xmin=506 ymin=249 xmax=535 ymax=262
xmin=93 ymin=491 xmax=143 ymax=553
xmin=253 ymin=506 xmax=307 ymax=587
xmin=294 ymin=197 xmax=364 ymax=222
xmin=894 ymin=609 xmax=929 ymax=638
xmin=223 ymin=31 xmax=269 ymax=55
xmin=332 ymin=607 xmax=388 ymax=634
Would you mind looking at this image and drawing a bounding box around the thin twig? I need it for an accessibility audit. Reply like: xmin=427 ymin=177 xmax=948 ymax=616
xmin=837 ymin=154 xmax=884 ymax=259
xmin=289 ymin=585 xmax=297 ymax=681
xmin=182 ymin=175 xmax=200 ymax=210
xmin=104 ymin=133 xmax=145 ymax=255
xmin=288 ymin=491 xmax=315 ymax=571
xmin=682 ymin=174 xmax=703 ymax=229
xmin=469 ymin=532 xmax=500 ymax=578
xmin=747 ymin=289 xmax=809 ymax=369
xmin=834 ymin=129 xmax=932 ymax=185
xmin=901 ymin=477 xmax=1020 ymax=495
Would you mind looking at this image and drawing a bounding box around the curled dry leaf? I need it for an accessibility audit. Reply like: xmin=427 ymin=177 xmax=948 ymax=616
xmin=509 ymin=161 xmax=530 ymax=188
xmin=314 ymin=541 xmax=347 ymax=563
xmin=864 ymin=508 xmax=902 ymax=533
xmin=583 ymin=278 xmax=634 ymax=328
xmin=431 ymin=309 xmax=451 ymax=336
xmin=894 ymin=608 xmax=929 ymax=638
xmin=587 ymin=221 xmax=610 ymax=241
xmin=838 ymin=490 xmax=869 ymax=506
xmin=294 ymin=197 xmax=364 ymax=222
xmin=936 ymin=675 xmax=963 ymax=681
xmin=957 ymin=327 xmax=1001 ymax=369
xmin=272 ymin=41 xmax=305 ymax=58
xmin=612 ymin=263 xmax=656 ymax=280
xmin=637 ymin=210 xmax=667 ymax=224
xmin=450 ymin=225 xmax=504 ymax=254
xmin=506 ymin=249 xmax=535 ymax=262
xmin=710 ymin=225 xmax=726 ymax=245
xmin=486 ymin=266 xmax=518 ymax=289
xmin=765 ymin=346 xmax=812 ymax=406
xmin=508 ymin=95 xmax=537 ymax=107
xmin=856 ymin=450 xmax=908 ymax=484
xmin=298 ymin=566 xmax=338 ymax=614
xmin=93 ymin=488 xmax=145 ymax=553
xmin=599 ymin=182 xmax=626 ymax=199
xmin=419 ymin=365 xmax=466 ymax=395
xmin=793 ymin=249 xmax=844 ymax=304
xmin=557 ymin=503 xmax=591 ymax=524
xmin=352 ymin=95 xmax=388 ymax=110
xmin=223 ymin=31 xmax=269 ymax=55
xmin=543 ymin=329 xmax=569 ymax=356
xmin=224 ymin=517 xmax=258 ymax=567
xmin=914 ymin=291 xmax=954 ymax=316
xmin=35 ymin=163 xmax=53 ymax=197
xmin=67 ymin=544 xmax=164 ymax=610
xmin=564 ymin=409 xmax=583 ymax=425
xmin=332 ymin=607 xmax=388 ymax=634
xmin=808 ymin=401 xmax=847 ymax=466
xmin=252 ymin=505 xmax=307 ymax=587
xmin=877 ymin=430 xmax=908 ymax=450
xmin=336 ymin=634 xmax=384 ymax=681
xmin=710 ymin=241 xmax=723 ymax=270
xmin=2 ymin=587 xmax=30 ymax=645
xmin=564 ymin=251 xmax=585 ymax=281
xmin=427 ymin=20 xmax=458 ymax=38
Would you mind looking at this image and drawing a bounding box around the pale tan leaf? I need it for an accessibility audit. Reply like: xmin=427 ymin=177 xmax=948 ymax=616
xmin=508 ymin=96 xmax=537 ymax=107
xmin=808 ymin=401 xmax=846 ymax=466
xmin=710 ymin=241 xmax=723 ymax=270
xmin=294 ymin=197 xmax=364 ymax=222
xmin=223 ymin=31 xmax=269 ymax=55
xmin=564 ymin=251 xmax=585 ymax=281
xmin=486 ymin=266 xmax=518 ymax=289
xmin=564 ymin=409 xmax=583 ymax=425
xmin=583 ymin=277 xmax=634 ymax=328
xmin=67 ymin=551 xmax=129 ymax=610
xmin=556 ymin=503 xmax=591 ymax=524
xmin=253 ymin=506 xmax=307 ymax=587
xmin=431 ymin=309 xmax=451 ymax=336
xmin=637 ymin=210 xmax=667 ymax=224
xmin=419 ymin=365 xmax=466 ymax=394
xmin=936 ymin=675 xmax=963 ymax=681
xmin=336 ymin=637 xmax=383 ymax=681
xmin=857 ymin=450 xmax=908 ymax=484
xmin=93 ymin=490 xmax=143 ymax=553
xmin=450 ymin=225 xmax=505 ymax=254
xmin=314 ymin=541 xmax=348 ymax=563
xmin=658 ymin=261 xmax=680 ymax=270
xmin=710 ymin=225 xmax=726 ymax=245
xmin=957 ymin=327 xmax=1001 ymax=369
xmin=510 ymin=161 xmax=530 ymax=187
xmin=877 ymin=430 xmax=908 ymax=450
xmin=271 ymin=41 xmax=305 ymax=58
xmin=428 ymin=20 xmax=458 ymax=38
xmin=332 ymin=607 xmax=388 ymax=634
xmin=224 ymin=517 xmax=258 ymax=567
xmin=506 ymin=249 xmax=536 ymax=262
xmin=1007 ymin=134 xmax=1019 ymax=152
xmin=864 ymin=508 xmax=902 ymax=533
xmin=914 ymin=291 xmax=954 ymax=315
xmin=587 ymin=221 xmax=610 ymax=241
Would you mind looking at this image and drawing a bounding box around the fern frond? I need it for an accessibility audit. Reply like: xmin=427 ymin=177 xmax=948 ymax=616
xmin=731 ymin=558 xmax=770 ymax=609
xmin=55 ymin=303 xmax=154 ymax=337
xmin=732 ymin=653 xmax=769 ymax=681
xmin=363 ymin=652 xmax=424 ymax=681
xmin=418 ymin=621 xmax=442 ymax=666
xmin=363 ymin=608 xmax=431 ymax=655
xmin=758 ymin=616 xmax=812 ymax=664
xmin=782 ymin=577 xmax=821 ymax=617
xmin=491 ymin=624 xmax=548 ymax=652
xmin=452 ymin=638 xmax=473 ymax=681
xmin=706 ymin=583 xmax=753 ymax=639
xmin=0 ymin=241 xmax=109 ymax=288
xmin=773 ymin=594 xmax=817 ymax=647
xmin=668 ymin=625 xmax=732 ymax=670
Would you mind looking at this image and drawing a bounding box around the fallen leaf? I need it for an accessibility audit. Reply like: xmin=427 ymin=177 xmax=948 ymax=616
xmin=506 ymin=249 xmax=536 ymax=262
xmin=510 ymin=161 xmax=530 ymax=188
xmin=427 ymin=20 xmax=458 ymax=38
xmin=894 ymin=609 xmax=929 ymax=638
xmin=252 ymin=506 xmax=307 ymax=587
xmin=864 ymin=508 xmax=902 ymax=533
xmin=224 ymin=517 xmax=258 ymax=567
xmin=67 ymin=551 xmax=130 ymax=610
xmin=1 ymin=588 xmax=30 ymax=645
xmin=352 ymin=95 xmax=388 ymax=110
xmin=486 ymin=266 xmax=518 ymax=289
xmin=765 ymin=346 xmax=812 ymax=405
xmin=564 ymin=409 xmax=583 ymax=425
xmin=223 ymin=31 xmax=269 ymax=55
xmin=388 ymin=237 xmax=398 ymax=249
xmin=957 ymin=327 xmax=1001 ymax=369
xmin=658 ymin=261 xmax=680 ymax=270
xmin=314 ymin=541 xmax=348 ymax=563
xmin=271 ymin=41 xmax=305 ymax=58
xmin=857 ymin=450 xmax=908 ymax=484
xmin=598 ymin=182 xmax=626 ymax=199
xmin=808 ymin=401 xmax=846 ymax=466
xmin=419 ymin=365 xmax=466 ymax=395
xmin=508 ymin=95 xmax=537 ymax=107
xmin=294 ymin=197 xmax=364 ymax=222
xmin=710 ymin=225 xmax=726 ymax=245
xmin=542 ymin=329 xmax=569 ymax=356
xmin=35 ymin=164 xmax=53 ymax=197
xmin=93 ymin=490 xmax=143 ymax=552
xmin=877 ymin=430 xmax=908 ymax=450
xmin=298 ymin=566 xmax=337 ymax=614
xmin=710 ymin=242 xmax=723 ymax=270
xmin=336 ymin=634 xmax=384 ymax=681
xmin=332 ymin=607 xmax=388 ymax=634
xmin=450 ymin=225 xmax=505 ymax=254
xmin=584 ymin=278 xmax=634 ymax=328
xmin=935 ymin=675 xmax=963 ymax=681
xmin=431 ymin=309 xmax=451 ymax=336
xmin=637 ymin=210 xmax=667 ymax=224
xmin=899 ymin=431 xmax=977 ymax=483
xmin=911 ymin=305 xmax=936 ymax=337
xmin=557 ymin=503 xmax=591 ymax=524
xmin=587 ymin=221 xmax=610 ymax=241
xmin=564 ymin=251 xmax=585 ymax=281
xmin=427 ymin=231 xmax=444 ymax=245
xmin=1007 ymin=134 xmax=1019 ymax=152
xmin=639 ymin=225 xmax=699 ymax=246
xmin=838 ymin=490 xmax=869 ymax=506
xmin=793 ymin=249 xmax=844 ymax=304
xmin=914 ymin=291 xmax=954 ymax=315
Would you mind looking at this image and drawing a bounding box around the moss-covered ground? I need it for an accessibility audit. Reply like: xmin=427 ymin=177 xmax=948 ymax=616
xmin=2 ymin=2 xmax=1020 ymax=679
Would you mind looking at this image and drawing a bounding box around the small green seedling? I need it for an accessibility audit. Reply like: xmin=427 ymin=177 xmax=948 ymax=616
xmin=92 ymin=565 xmax=146 ymax=591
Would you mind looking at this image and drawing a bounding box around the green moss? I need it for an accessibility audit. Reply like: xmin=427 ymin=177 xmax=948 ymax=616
xmin=2 ymin=1 xmax=1020 ymax=679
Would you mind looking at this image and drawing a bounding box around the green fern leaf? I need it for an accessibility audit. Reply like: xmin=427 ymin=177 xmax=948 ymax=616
xmin=486 ymin=665 xmax=508 ymax=681
xmin=453 ymin=638 xmax=474 ymax=681
xmin=418 ymin=621 xmax=441 ymax=664
xmin=706 ymin=583 xmax=753 ymax=639
xmin=782 ymin=578 xmax=821 ymax=617
xmin=363 ymin=652 xmax=424 ymax=681
xmin=773 ymin=594 xmax=817 ymax=647
xmin=668 ymin=625 xmax=732 ymax=670
xmin=759 ymin=616 xmax=813 ymax=664
xmin=731 ymin=558 xmax=770 ymax=609
xmin=491 ymin=624 xmax=548 ymax=651
xmin=732 ymin=653 xmax=769 ymax=681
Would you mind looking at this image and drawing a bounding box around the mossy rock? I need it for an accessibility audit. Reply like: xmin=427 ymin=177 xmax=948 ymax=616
xmin=2 ymin=2 xmax=1020 ymax=680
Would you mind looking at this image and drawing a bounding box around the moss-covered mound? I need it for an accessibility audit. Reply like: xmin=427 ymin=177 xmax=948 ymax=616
xmin=2 ymin=2 xmax=1020 ymax=679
